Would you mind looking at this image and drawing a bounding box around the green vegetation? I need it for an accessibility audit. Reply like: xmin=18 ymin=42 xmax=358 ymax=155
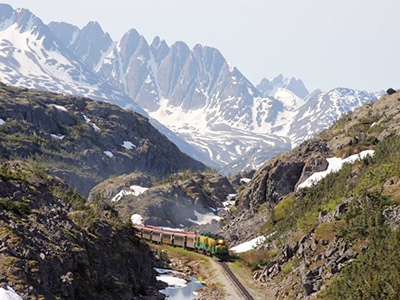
xmin=262 ymin=135 xmax=400 ymax=238
xmin=323 ymin=194 xmax=400 ymax=299
xmin=0 ymin=198 xmax=31 ymax=215
xmin=259 ymin=135 xmax=400 ymax=298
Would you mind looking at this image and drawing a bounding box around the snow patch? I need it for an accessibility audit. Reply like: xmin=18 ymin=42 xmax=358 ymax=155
xmin=0 ymin=286 xmax=23 ymax=300
xmin=82 ymin=114 xmax=100 ymax=131
xmin=103 ymin=151 xmax=113 ymax=158
xmin=51 ymin=134 xmax=65 ymax=140
xmin=156 ymin=275 xmax=187 ymax=288
xmin=220 ymin=193 xmax=237 ymax=211
xmin=298 ymin=150 xmax=375 ymax=189
xmin=0 ymin=119 xmax=5 ymax=125
xmin=188 ymin=210 xmax=220 ymax=225
xmin=122 ymin=141 xmax=136 ymax=150
xmin=130 ymin=214 xmax=144 ymax=226
xmin=49 ymin=104 xmax=67 ymax=111
xmin=111 ymin=185 xmax=148 ymax=202
xmin=230 ymin=236 xmax=266 ymax=253
xmin=240 ymin=178 xmax=251 ymax=184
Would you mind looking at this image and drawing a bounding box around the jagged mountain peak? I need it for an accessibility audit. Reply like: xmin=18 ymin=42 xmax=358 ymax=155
xmin=47 ymin=21 xmax=79 ymax=47
xmin=150 ymin=35 xmax=169 ymax=63
xmin=0 ymin=4 xmax=49 ymax=40
xmin=257 ymin=74 xmax=309 ymax=99
xmin=0 ymin=5 xmax=144 ymax=112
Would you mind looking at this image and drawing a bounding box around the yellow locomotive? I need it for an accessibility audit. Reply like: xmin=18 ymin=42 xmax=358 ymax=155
xmin=134 ymin=225 xmax=229 ymax=260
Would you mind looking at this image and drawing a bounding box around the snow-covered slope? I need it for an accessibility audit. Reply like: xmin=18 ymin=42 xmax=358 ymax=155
xmin=0 ymin=4 xmax=142 ymax=111
xmin=93 ymin=32 xmax=294 ymax=170
xmin=284 ymin=88 xmax=379 ymax=146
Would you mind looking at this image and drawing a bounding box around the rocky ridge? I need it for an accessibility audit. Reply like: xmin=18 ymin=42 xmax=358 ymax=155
xmin=0 ymin=83 xmax=205 ymax=196
xmin=0 ymin=160 xmax=163 ymax=299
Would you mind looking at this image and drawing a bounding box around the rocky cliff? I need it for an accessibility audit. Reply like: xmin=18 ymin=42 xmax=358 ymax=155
xmin=0 ymin=161 xmax=163 ymax=299
xmin=0 ymin=83 xmax=205 ymax=196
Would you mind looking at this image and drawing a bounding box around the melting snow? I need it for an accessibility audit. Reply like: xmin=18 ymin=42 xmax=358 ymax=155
xmin=104 ymin=151 xmax=113 ymax=158
xmin=0 ymin=118 xmax=5 ymax=125
xmin=188 ymin=210 xmax=220 ymax=225
xmin=219 ymin=193 xmax=237 ymax=211
xmin=230 ymin=236 xmax=267 ymax=253
xmin=82 ymin=114 xmax=100 ymax=131
xmin=298 ymin=150 xmax=375 ymax=190
xmin=49 ymin=104 xmax=67 ymax=111
xmin=240 ymin=178 xmax=251 ymax=184
xmin=0 ymin=286 xmax=23 ymax=300
xmin=111 ymin=185 xmax=148 ymax=202
xmin=122 ymin=141 xmax=136 ymax=150
xmin=131 ymin=214 xmax=144 ymax=226
xmin=51 ymin=134 xmax=65 ymax=140
xmin=156 ymin=275 xmax=187 ymax=288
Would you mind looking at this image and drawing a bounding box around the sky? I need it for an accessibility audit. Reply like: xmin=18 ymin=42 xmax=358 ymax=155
xmin=7 ymin=0 xmax=400 ymax=92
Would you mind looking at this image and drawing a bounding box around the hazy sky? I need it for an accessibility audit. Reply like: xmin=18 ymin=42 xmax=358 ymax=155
xmin=7 ymin=0 xmax=400 ymax=92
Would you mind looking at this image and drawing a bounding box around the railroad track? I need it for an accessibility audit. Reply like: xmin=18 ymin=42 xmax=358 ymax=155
xmin=219 ymin=261 xmax=255 ymax=300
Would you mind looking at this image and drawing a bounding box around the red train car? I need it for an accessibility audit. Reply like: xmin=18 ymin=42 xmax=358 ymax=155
xmin=134 ymin=225 xmax=196 ymax=249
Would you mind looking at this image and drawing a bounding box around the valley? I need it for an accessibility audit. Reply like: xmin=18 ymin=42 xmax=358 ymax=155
xmin=0 ymin=2 xmax=399 ymax=300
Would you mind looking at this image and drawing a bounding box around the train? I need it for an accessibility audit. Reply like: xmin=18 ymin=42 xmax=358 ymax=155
xmin=134 ymin=224 xmax=229 ymax=260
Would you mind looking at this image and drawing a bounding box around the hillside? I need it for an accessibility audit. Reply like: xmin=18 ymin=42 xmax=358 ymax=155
xmin=89 ymin=170 xmax=236 ymax=228
xmin=0 ymin=83 xmax=205 ymax=196
xmin=221 ymin=90 xmax=400 ymax=298
xmin=0 ymin=160 xmax=163 ymax=299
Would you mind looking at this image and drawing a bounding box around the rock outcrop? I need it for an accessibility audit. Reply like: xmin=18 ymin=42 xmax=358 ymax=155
xmin=90 ymin=171 xmax=236 ymax=227
xmin=0 ymin=161 xmax=163 ymax=299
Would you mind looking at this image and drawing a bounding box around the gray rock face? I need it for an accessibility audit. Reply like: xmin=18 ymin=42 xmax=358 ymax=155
xmin=49 ymin=21 xmax=113 ymax=70
xmin=222 ymin=139 xmax=331 ymax=243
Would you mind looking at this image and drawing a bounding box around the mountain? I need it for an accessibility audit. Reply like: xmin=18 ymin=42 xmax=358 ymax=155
xmin=0 ymin=4 xmax=141 ymax=111
xmin=94 ymin=31 xmax=294 ymax=170
xmin=0 ymin=4 xmax=381 ymax=174
xmin=0 ymin=5 xmax=210 ymax=171
xmin=0 ymin=83 xmax=205 ymax=196
xmin=221 ymin=90 xmax=400 ymax=298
